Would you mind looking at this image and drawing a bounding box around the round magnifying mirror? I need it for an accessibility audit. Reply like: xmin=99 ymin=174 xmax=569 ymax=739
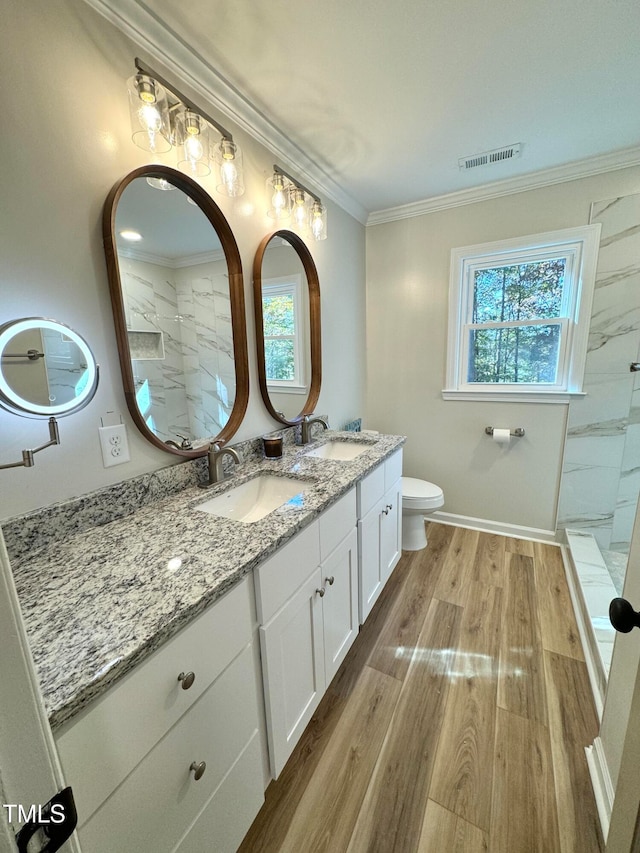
xmin=253 ymin=231 xmax=321 ymax=425
xmin=0 ymin=318 xmax=99 ymax=417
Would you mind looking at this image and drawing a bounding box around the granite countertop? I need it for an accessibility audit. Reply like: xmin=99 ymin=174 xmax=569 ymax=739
xmin=10 ymin=431 xmax=405 ymax=731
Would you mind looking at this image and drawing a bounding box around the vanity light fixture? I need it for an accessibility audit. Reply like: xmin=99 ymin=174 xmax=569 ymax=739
xmin=175 ymin=107 xmax=212 ymax=177
xmin=127 ymin=72 xmax=171 ymax=153
xmin=310 ymin=201 xmax=327 ymax=241
xmin=127 ymin=59 xmax=245 ymax=197
xmin=146 ymin=176 xmax=176 ymax=191
xmin=266 ymin=169 xmax=293 ymax=220
xmin=268 ymin=166 xmax=328 ymax=241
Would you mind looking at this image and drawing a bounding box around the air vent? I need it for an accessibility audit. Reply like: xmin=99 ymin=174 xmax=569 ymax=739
xmin=458 ymin=143 xmax=522 ymax=171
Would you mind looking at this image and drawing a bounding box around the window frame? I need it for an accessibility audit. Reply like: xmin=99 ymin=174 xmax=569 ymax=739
xmin=443 ymin=224 xmax=601 ymax=402
xmin=262 ymin=274 xmax=307 ymax=393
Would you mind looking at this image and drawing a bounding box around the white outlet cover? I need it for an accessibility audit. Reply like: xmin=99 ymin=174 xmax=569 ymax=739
xmin=99 ymin=424 xmax=130 ymax=468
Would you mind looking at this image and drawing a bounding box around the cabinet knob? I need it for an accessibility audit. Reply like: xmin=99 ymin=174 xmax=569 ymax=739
xmin=178 ymin=671 xmax=196 ymax=690
xmin=326 ymin=576 xmax=335 ymax=586
xmin=189 ymin=761 xmax=206 ymax=780
xmin=316 ymin=587 xmax=326 ymax=597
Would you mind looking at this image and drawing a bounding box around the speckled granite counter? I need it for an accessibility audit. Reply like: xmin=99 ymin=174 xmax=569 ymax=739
xmin=7 ymin=431 xmax=404 ymax=732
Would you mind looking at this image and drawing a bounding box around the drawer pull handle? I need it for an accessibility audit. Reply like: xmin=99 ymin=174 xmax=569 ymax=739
xmin=316 ymin=587 xmax=326 ymax=597
xmin=178 ymin=671 xmax=196 ymax=690
xmin=326 ymin=576 xmax=335 ymax=586
xmin=190 ymin=761 xmax=206 ymax=781
xmin=383 ymin=507 xmax=390 ymax=516
xmin=386 ymin=503 xmax=393 ymax=511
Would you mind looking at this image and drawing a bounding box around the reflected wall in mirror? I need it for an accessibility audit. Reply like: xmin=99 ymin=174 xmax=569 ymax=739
xmin=103 ymin=166 xmax=249 ymax=456
xmin=0 ymin=318 xmax=99 ymax=417
xmin=253 ymin=230 xmax=321 ymax=425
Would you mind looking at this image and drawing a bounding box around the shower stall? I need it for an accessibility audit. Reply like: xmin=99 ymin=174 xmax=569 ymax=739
xmin=557 ymin=191 xmax=640 ymax=702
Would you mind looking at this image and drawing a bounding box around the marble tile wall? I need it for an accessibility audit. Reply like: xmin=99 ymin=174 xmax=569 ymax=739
xmin=120 ymin=256 xmax=235 ymax=445
xmin=557 ymin=193 xmax=640 ymax=555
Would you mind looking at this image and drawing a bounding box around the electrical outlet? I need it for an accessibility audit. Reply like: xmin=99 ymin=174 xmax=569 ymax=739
xmin=99 ymin=424 xmax=130 ymax=468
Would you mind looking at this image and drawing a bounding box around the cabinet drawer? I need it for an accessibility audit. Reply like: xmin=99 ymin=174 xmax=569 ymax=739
xmin=384 ymin=449 xmax=403 ymax=492
xmin=177 ymin=732 xmax=264 ymax=853
xmin=319 ymin=488 xmax=356 ymax=561
xmin=357 ymin=464 xmax=385 ymax=518
xmin=77 ymin=643 xmax=260 ymax=853
xmin=254 ymin=522 xmax=321 ymax=624
xmin=56 ymin=576 xmax=254 ymax=824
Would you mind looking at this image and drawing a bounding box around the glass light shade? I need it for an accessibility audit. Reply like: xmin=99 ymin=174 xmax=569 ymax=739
xmin=291 ymin=188 xmax=312 ymax=231
xmin=310 ymin=201 xmax=328 ymax=241
xmin=266 ymin=172 xmax=292 ymax=220
xmin=146 ymin=176 xmax=176 ymax=191
xmin=175 ymin=109 xmax=212 ymax=177
xmin=127 ymin=74 xmax=172 ymax=153
xmin=213 ymin=138 xmax=245 ymax=197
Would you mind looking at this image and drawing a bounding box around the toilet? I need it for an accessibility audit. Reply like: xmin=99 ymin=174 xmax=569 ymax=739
xmin=401 ymin=476 xmax=444 ymax=551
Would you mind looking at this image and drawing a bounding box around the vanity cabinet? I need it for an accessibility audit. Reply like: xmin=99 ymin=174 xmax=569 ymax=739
xmin=54 ymin=577 xmax=264 ymax=853
xmin=255 ymin=489 xmax=358 ymax=778
xmin=357 ymin=449 xmax=403 ymax=623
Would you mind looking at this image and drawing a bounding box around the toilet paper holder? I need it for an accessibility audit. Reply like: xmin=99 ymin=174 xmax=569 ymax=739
xmin=485 ymin=426 xmax=525 ymax=437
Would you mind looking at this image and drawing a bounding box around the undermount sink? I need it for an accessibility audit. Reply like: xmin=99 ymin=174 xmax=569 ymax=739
xmin=196 ymin=474 xmax=309 ymax=523
xmin=304 ymin=440 xmax=370 ymax=461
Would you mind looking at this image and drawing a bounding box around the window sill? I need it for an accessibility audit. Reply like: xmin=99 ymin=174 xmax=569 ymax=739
xmin=441 ymin=389 xmax=586 ymax=404
xmin=267 ymin=384 xmax=307 ymax=395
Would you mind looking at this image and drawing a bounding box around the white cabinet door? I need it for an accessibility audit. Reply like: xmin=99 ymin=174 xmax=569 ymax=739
xmin=321 ymin=527 xmax=359 ymax=685
xmin=259 ymin=568 xmax=325 ymax=778
xmin=380 ymin=478 xmax=402 ymax=583
xmin=358 ymin=477 xmax=403 ymax=623
xmin=358 ymin=499 xmax=383 ymax=624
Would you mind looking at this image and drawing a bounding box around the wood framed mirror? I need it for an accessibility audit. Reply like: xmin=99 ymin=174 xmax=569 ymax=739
xmin=253 ymin=230 xmax=321 ymax=426
xmin=103 ymin=165 xmax=249 ymax=457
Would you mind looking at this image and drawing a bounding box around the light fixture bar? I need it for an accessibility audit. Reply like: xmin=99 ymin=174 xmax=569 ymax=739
xmin=273 ymin=165 xmax=321 ymax=204
xmin=135 ymin=58 xmax=234 ymax=142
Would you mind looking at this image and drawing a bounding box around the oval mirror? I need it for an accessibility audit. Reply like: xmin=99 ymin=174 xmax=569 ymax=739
xmin=103 ymin=166 xmax=249 ymax=456
xmin=253 ymin=231 xmax=321 ymax=425
xmin=0 ymin=317 xmax=99 ymax=417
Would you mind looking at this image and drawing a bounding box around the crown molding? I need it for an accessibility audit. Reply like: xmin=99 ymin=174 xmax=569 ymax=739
xmin=82 ymin=0 xmax=368 ymax=224
xmin=367 ymin=146 xmax=640 ymax=226
xmin=119 ymin=247 xmax=226 ymax=268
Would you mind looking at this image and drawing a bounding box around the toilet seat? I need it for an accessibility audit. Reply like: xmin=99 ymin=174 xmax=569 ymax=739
xmin=402 ymin=476 xmax=444 ymax=510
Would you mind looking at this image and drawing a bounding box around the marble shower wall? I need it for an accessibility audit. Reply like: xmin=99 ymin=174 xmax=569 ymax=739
xmin=119 ymin=256 xmax=234 ymax=444
xmin=557 ymin=193 xmax=640 ymax=552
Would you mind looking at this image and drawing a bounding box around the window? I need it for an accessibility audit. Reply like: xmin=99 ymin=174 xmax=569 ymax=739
xmin=444 ymin=225 xmax=601 ymax=402
xmin=262 ymin=275 xmax=306 ymax=392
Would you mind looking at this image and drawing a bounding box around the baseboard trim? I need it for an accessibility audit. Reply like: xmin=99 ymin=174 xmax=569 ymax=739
xmin=430 ymin=511 xmax=557 ymax=543
xmin=585 ymin=737 xmax=614 ymax=842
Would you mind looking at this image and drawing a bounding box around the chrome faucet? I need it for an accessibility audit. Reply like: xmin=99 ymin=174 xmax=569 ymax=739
xmin=165 ymin=432 xmax=193 ymax=450
xmin=204 ymin=442 xmax=241 ymax=485
xmin=300 ymin=414 xmax=329 ymax=444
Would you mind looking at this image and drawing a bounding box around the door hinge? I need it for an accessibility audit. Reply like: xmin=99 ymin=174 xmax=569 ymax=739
xmin=14 ymin=787 xmax=77 ymax=853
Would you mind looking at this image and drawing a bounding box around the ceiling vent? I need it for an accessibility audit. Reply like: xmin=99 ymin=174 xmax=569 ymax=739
xmin=458 ymin=143 xmax=522 ymax=171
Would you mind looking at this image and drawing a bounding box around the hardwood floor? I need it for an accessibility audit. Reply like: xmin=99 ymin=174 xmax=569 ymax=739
xmin=238 ymin=523 xmax=603 ymax=853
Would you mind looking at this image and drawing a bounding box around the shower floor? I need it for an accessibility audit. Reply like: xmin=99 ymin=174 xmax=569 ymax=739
xmin=601 ymin=549 xmax=628 ymax=596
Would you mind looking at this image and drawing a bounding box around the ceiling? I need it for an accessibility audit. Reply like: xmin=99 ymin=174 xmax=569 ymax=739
xmin=110 ymin=0 xmax=640 ymax=217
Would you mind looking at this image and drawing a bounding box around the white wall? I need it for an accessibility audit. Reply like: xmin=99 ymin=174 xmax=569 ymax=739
xmin=366 ymin=166 xmax=640 ymax=532
xmin=0 ymin=0 xmax=366 ymax=520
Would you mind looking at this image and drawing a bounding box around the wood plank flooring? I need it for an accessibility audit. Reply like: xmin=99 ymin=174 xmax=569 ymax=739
xmin=238 ymin=524 xmax=603 ymax=853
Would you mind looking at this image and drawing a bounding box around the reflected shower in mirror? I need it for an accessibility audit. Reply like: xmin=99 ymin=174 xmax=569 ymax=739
xmin=254 ymin=230 xmax=321 ymax=425
xmin=104 ymin=166 xmax=249 ymax=456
